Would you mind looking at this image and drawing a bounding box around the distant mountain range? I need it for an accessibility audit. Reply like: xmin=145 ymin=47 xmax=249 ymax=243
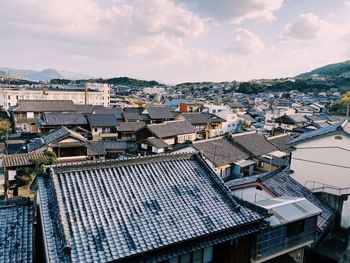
xmin=0 ymin=67 xmax=90 ymax=81
xmin=298 ymin=60 xmax=350 ymax=78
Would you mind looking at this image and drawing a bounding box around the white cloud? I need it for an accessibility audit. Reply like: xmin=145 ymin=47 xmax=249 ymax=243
xmin=345 ymin=1 xmax=350 ymax=7
xmin=281 ymin=13 xmax=333 ymax=40
xmin=175 ymin=0 xmax=285 ymax=23
xmin=224 ymin=28 xmax=265 ymax=54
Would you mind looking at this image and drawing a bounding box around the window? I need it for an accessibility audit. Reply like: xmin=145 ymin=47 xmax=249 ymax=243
xmin=286 ymin=220 xmax=305 ymax=237
xmin=16 ymin=95 xmax=18 ymax=100
xmin=94 ymin=128 xmax=98 ymax=132
xmin=258 ymin=161 xmax=264 ymax=168
xmin=169 ymin=247 xmax=212 ymax=263
xmin=7 ymin=95 xmax=10 ymax=100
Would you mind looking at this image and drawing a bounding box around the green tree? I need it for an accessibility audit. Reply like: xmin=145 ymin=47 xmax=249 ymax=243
xmin=0 ymin=119 xmax=11 ymax=138
xmin=341 ymin=91 xmax=350 ymax=119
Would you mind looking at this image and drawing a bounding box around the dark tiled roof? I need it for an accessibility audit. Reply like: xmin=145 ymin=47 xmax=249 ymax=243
xmin=146 ymin=137 xmax=169 ymax=149
xmin=26 ymin=138 xmax=46 ymax=152
xmin=145 ymin=105 xmax=173 ymax=120
xmin=102 ymin=141 xmax=128 ymax=150
xmin=94 ymin=107 xmax=124 ymax=119
xmin=268 ymin=134 xmax=293 ymax=152
xmin=182 ymin=112 xmax=226 ymax=125
xmin=42 ymin=112 xmax=88 ymax=126
xmin=116 ymin=122 xmax=146 ymax=132
xmin=147 ymin=120 xmax=196 ymax=138
xmin=88 ymin=141 xmax=107 ymax=156
xmin=226 ymin=170 xmax=336 ymax=233
xmin=12 ymin=100 xmax=76 ymax=112
xmin=86 ymin=114 xmax=118 ymax=127
xmin=74 ymin=104 xmax=95 ymax=114
xmin=43 ymin=127 xmax=71 ymax=145
xmin=232 ymin=132 xmax=279 ymax=156
xmin=38 ymin=153 xmax=267 ymax=262
xmin=193 ymin=137 xmax=249 ymax=167
xmin=0 ymin=198 xmax=33 ymax=263
xmin=3 ymin=152 xmax=50 ymax=168
xmin=289 ymin=121 xmax=346 ymax=145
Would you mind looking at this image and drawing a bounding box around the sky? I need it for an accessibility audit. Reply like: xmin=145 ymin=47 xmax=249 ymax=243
xmin=1 ymin=0 xmax=350 ymax=83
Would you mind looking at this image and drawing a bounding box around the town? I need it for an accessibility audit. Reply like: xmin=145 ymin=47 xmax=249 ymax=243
xmin=0 ymin=72 xmax=349 ymax=263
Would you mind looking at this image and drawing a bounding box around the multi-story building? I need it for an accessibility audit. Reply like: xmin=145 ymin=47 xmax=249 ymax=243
xmin=0 ymin=83 xmax=110 ymax=109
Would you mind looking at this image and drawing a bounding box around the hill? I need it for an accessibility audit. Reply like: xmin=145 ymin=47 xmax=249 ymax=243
xmin=50 ymin=77 xmax=159 ymax=87
xmin=298 ymin=60 xmax=350 ymax=78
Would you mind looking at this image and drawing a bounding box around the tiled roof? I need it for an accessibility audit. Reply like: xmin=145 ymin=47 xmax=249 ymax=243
xmin=145 ymin=105 xmax=173 ymax=120
xmin=226 ymin=170 xmax=336 ymax=233
xmin=0 ymin=198 xmax=33 ymax=263
xmin=12 ymin=100 xmax=76 ymax=112
xmin=74 ymin=104 xmax=95 ymax=114
xmin=267 ymin=134 xmax=293 ymax=152
xmin=289 ymin=121 xmax=346 ymax=145
xmin=147 ymin=120 xmax=196 ymax=138
xmin=94 ymin=107 xmax=124 ymax=120
xmin=88 ymin=142 xmax=107 ymax=156
xmin=182 ymin=112 xmax=226 ymax=125
xmin=44 ymin=127 xmax=86 ymax=145
xmin=3 ymin=152 xmax=50 ymax=168
xmin=42 ymin=112 xmax=88 ymax=126
xmin=193 ymin=137 xmax=249 ymax=167
xmin=86 ymin=114 xmax=118 ymax=127
xmin=38 ymin=153 xmax=267 ymax=262
xmin=116 ymin=122 xmax=146 ymax=132
xmin=232 ymin=132 xmax=279 ymax=156
xmin=102 ymin=141 xmax=128 ymax=151
xmin=146 ymin=137 xmax=169 ymax=149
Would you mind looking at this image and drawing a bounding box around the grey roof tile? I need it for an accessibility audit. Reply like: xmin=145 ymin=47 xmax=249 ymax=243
xmin=0 ymin=198 xmax=33 ymax=263
xmin=193 ymin=137 xmax=249 ymax=167
xmin=12 ymin=100 xmax=76 ymax=112
xmin=232 ymin=132 xmax=279 ymax=156
xmin=3 ymin=152 xmax=50 ymax=168
xmin=267 ymin=134 xmax=293 ymax=152
xmin=147 ymin=120 xmax=196 ymax=138
xmin=86 ymin=114 xmax=118 ymax=127
xmin=42 ymin=112 xmax=88 ymax=126
xmin=145 ymin=105 xmax=173 ymax=120
xmin=182 ymin=112 xmax=226 ymax=125
xmin=38 ymin=153 xmax=267 ymax=262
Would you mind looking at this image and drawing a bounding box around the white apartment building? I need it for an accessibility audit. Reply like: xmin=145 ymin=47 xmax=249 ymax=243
xmin=0 ymin=83 xmax=110 ymax=109
xmin=203 ymin=104 xmax=240 ymax=134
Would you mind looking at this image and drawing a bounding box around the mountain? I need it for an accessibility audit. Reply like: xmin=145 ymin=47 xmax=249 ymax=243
xmin=298 ymin=60 xmax=350 ymax=78
xmin=0 ymin=67 xmax=90 ymax=81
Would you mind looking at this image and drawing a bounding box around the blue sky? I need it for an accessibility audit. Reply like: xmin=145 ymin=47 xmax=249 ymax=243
xmin=0 ymin=0 xmax=349 ymax=83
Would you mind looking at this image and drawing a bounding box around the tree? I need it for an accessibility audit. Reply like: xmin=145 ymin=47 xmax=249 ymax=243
xmin=341 ymin=91 xmax=350 ymax=119
xmin=0 ymin=119 xmax=11 ymax=138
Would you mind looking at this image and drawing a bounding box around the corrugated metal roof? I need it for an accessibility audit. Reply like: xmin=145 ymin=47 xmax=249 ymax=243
xmin=38 ymin=153 xmax=267 ymax=262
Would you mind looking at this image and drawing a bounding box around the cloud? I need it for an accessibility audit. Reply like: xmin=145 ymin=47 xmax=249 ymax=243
xmin=345 ymin=1 xmax=350 ymax=7
xmin=175 ymin=0 xmax=285 ymax=23
xmin=280 ymin=13 xmax=332 ymax=40
xmin=224 ymin=28 xmax=265 ymax=54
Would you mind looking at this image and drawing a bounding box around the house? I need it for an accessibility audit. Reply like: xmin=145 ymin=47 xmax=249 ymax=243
xmin=26 ymin=127 xmax=105 ymax=162
xmin=40 ymin=112 xmax=89 ymax=135
xmin=192 ymin=137 xmax=253 ymax=180
xmin=273 ymin=114 xmax=309 ymax=132
xmin=116 ymin=122 xmax=146 ymax=140
xmin=288 ymin=120 xmax=350 ymax=228
xmin=181 ymin=112 xmax=226 ymax=139
xmin=267 ymin=133 xmax=294 ymax=156
xmin=226 ymin=170 xmax=336 ymax=248
xmin=9 ymin=100 xmax=76 ymax=132
xmin=140 ymin=137 xmax=170 ymax=154
xmin=137 ymin=120 xmax=196 ymax=147
xmin=33 ymin=153 xmax=268 ymax=263
xmin=142 ymin=105 xmax=174 ymax=123
xmin=252 ymin=196 xmax=321 ymax=263
xmin=232 ymin=132 xmax=288 ymax=172
xmin=123 ymin=107 xmax=150 ymax=122
xmin=2 ymin=152 xmax=51 ymax=196
xmin=0 ymin=198 xmax=33 ymax=263
xmin=86 ymin=114 xmax=119 ymax=141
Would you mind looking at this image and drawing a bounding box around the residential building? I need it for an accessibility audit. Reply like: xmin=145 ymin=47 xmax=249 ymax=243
xmin=86 ymin=114 xmax=119 ymax=141
xmin=136 ymin=120 xmax=196 ymax=147
xmin=192 ymin=137 xmax=253 ymax=180
xmin=0 ymin=83 xmax=110 ymax=109
xmin=289 ymin=120 xmax=350 ymax=227
xmin=181 ymin=112 xmax=226 ymax=139
xmin=33 ymin=153 xmax=268 ymax=263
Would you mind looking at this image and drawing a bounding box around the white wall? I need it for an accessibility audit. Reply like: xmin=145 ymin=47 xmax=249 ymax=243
xmin=290 ymin=133 xmax=350 ymax=227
